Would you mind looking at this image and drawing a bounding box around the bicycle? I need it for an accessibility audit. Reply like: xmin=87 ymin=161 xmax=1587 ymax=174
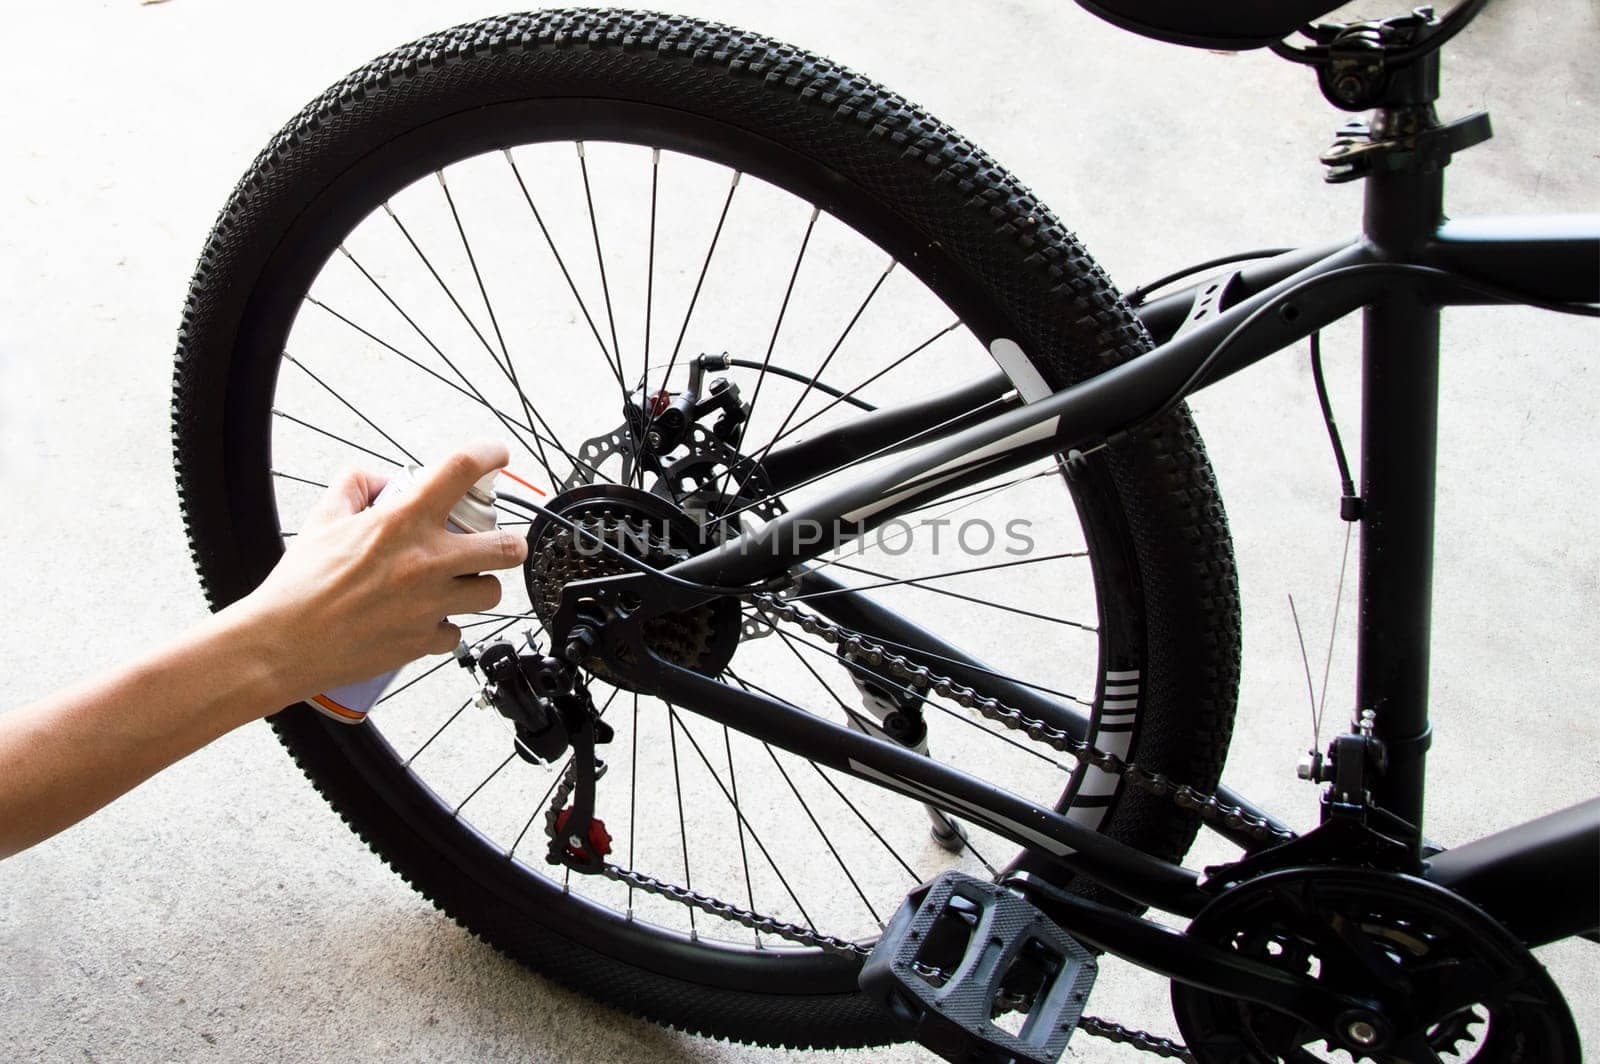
xmin=170 ymin=3 xmax=1599 ymax=1061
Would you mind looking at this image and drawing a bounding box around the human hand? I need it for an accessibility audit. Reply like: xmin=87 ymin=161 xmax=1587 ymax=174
xmin=237 ymin=440 xmax=529 ymax=703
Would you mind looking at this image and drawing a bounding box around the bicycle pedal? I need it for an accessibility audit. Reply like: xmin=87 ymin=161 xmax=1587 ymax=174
xmin=860 ymin=871 xmax=1097 ymax=1064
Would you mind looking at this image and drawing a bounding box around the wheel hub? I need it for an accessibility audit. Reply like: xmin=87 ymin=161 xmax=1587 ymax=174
xmin=523 ymin=483 xmax=742 ymax=690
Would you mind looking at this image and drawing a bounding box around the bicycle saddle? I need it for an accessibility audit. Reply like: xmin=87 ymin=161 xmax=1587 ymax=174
xmin=1075 ymin=0 xmax=1349 ymax=50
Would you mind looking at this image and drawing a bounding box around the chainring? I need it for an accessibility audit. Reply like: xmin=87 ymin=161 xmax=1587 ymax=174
xmin=1171 ymin=866 xmax=1581 ymax=1063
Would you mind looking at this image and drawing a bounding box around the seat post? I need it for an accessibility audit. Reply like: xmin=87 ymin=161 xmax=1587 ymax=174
xmin=1352 ymin=48 xmax=1446 ymax=843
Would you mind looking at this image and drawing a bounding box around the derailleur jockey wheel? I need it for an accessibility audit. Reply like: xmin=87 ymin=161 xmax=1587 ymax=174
xmin=1171 ymin=867 xmax=1581 ymax=1063
xmin=523 ymin=483 xmax=742 ymax=691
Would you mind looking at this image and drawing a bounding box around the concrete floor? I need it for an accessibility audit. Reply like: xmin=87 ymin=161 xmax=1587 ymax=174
xmin=1 ymin=1 xmax=1595 ymax=1061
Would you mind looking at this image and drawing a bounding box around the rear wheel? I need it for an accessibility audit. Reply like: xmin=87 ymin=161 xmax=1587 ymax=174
xmin=170 ymin=9 xmax=1240 ymax=1048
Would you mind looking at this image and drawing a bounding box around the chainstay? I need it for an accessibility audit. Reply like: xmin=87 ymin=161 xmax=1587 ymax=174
xmin=541 ymin=740 xmax=1192 ymax=1059
xmin=752 ymin=593 xmax=1293 ymax=846
xmin=538 ymin=578 xmax=1243 ymax=1056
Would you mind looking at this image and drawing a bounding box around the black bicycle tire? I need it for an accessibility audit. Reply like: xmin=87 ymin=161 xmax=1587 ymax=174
xmin=169 ymin=8 xmax=1241 ymax=1049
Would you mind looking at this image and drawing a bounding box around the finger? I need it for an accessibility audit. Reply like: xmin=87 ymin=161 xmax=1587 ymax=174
xmin=445 ymin=573 xmax=504 ymax=616
xmin=408 ymin=441 xmax=510 ymax=520
xmin=424 ymin=621 xmax=463 ymax=656
xmin=439 ymin=527 xmax=529 ymax=575
xmin=305 ymin=466 xmax=391 ymax=529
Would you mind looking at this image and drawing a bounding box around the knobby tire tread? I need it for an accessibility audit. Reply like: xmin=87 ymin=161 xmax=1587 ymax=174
xmin=170 ymin=8 xmax=1241 ymax=1048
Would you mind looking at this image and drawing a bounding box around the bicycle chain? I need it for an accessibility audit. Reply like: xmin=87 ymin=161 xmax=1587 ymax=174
xmin=543 ymin=760 xmax=871 ymax=956
xmin=751 ymin=592 xmax=1294 ymax=846
xmin=541 ymin=759 xmax=1194 ymax=1059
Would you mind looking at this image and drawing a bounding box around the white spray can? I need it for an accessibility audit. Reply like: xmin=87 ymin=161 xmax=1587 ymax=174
xmin=306 ymin=463 xmax=501 ymax=724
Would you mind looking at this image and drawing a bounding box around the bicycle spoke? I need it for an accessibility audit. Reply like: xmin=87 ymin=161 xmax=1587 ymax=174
xmin=503 ymin=148 xmax=625 ymax=387
xmin=722 ymin=725 xmax=762 ymax=947
xmin=282 ymin=350 xmax=421 ymax=465
xmin=661 ymin=694 xmax=819 ymax=932
xmin=453 ymin=751 xmax=518 ymax=815
xmin=958 ymin=826 xmax=1000 ymax=877
xmin=767 ymin=618 xmax=1074 ymax=789
xmin=713 ymin=391 xmax=1015 ymax=528
xmin=436 ymin=170 xmax=555 ymax=468
xmin=819 ymin=610 xmax=1089 ymax=707
xmin=270 ymin=470 xmax=328 ymax=490
xmin=748 ymin=642 xmax=1013 ymax=879
xmin=636 ymin=148 xmax=659 ymax=488
xmin=303 ymin=296 xmax=547 ymax=443
xmin=509 ymin=755 xmax=574 ymax=859
xmin=809 ymin=764 xmax=922 ymax=884
xmin=377 ymin=617 xmax=519 ymax=706
xmin=769 ymin=625 xmax=1077 ymax=773
xmin=762 ymin=627 xmax=878 ymax=729
xmin=756 ymin=636 xmax=925 ymax=884
xmin=762 ymin=742 xmax=883 ymax=928
xmin=891 ymin=465 xmax=1059 ymax=520
xmin=723 ymin=205 xmax=821 ymax=474
xmin=382 ymin=199 xmax=570 ymax=480
xmin=271 ymin=408 xmax=403 ymax=467
xmin=403 ymin=697 xmax=474 ymax=766
xmin=335 ymin=245 xmax=563 ymax=485
xmin=791 ymin=551 xmax=1089 ymax=603
xmin=772 ymin=319 xmax=961 ymax=446
xmin=633 ymin=170 xmax=741 ymax=476
xmin=824 ymin=558 xmax=1097 ymax=632
xmin=664 ymin=702 xmax=697 ymax=935
xmin=661 ymin=170 xmax=740 ymax=391
xmin=382 ymin=198 xmax=512 ymax=384
xmin=794 ymin=453 xmax=1085 ymax=577
xmin=575 ymin=143 xmax=628 ymax=393
xmin=721 ymin=257 xmax=894 ymax=505
xmin=627 ymin=692 xmax=639 ymax=915
xmin=458 ymin=616 xmax=515 ymax=630
xmin=716 ymin=667 xmax=885 ymax=928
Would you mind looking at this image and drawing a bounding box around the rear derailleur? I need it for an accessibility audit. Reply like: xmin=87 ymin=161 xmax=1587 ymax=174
xmin=456 ymin=635 xmax=614 ymax=872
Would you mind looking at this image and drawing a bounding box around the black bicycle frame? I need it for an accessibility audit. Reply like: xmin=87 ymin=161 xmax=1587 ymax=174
xmin=557 ymin=31 xmax=1600 ymax=1005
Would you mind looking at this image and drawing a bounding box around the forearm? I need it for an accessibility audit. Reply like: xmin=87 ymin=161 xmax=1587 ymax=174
xmin=0 ymin=444 xmax=520 ymax=860
xmin=0 ymin=602 xmax=293 ymax=859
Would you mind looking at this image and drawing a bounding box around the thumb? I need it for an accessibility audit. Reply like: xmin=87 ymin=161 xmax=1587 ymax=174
xmin=408 ymin=441 xmax=511 ymax=520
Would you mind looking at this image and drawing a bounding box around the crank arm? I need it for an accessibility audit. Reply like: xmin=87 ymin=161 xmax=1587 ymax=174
xmin=1005 ymin=872 xmax=1379 ymax=1039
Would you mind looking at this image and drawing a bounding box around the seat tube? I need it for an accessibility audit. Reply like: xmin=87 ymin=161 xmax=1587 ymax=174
xmin=1354 ymin=53 xmax=1445 ymax=841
